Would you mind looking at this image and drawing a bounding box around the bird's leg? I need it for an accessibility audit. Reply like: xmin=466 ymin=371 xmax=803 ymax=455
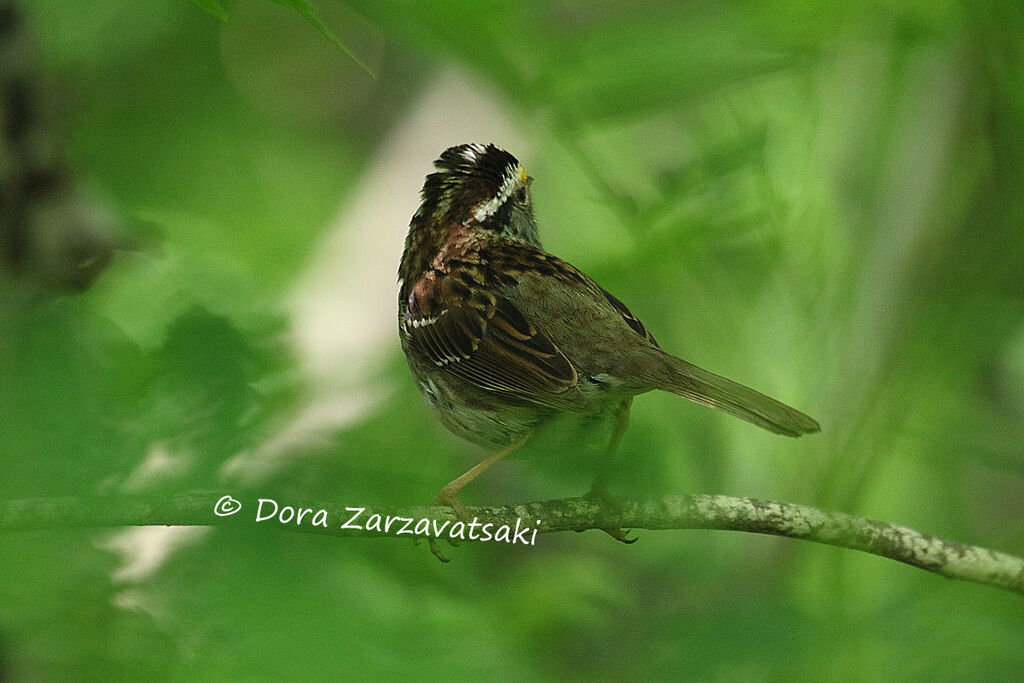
xmin=428 ymin=432 xmax=531 ymax=562
xmin=584 ymin=398 xmax=637 ymax=544
xmin=588 ymin=397 xmax=631 ymax=499
xmin=435 ymin=432 xmax=530 ymax=515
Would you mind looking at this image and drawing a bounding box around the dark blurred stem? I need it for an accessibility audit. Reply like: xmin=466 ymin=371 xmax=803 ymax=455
xmin=1 ymin=492 xmax=1022 ymax=596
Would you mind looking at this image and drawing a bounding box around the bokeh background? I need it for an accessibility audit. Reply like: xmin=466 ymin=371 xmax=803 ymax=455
xmin=2 ymin=0 xmax=1023 ymax=679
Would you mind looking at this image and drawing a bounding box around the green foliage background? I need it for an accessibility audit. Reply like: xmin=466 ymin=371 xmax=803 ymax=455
xmin=2 ymin=0 xmax=1023 ymax=679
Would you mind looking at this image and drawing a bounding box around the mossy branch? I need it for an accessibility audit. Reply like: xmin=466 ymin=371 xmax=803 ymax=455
xmin=2 ymin=492 xmax=1022 ymax=595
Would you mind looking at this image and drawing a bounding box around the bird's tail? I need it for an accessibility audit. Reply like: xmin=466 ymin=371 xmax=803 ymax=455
xmin=643 ymin=350 xmax=820 ymax=437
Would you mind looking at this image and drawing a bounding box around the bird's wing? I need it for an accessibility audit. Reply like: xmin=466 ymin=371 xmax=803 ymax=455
xmin=402 ymin=266 xmax=591 ymax=413
xmin=598 ymin=287 xmax=660 ymax=348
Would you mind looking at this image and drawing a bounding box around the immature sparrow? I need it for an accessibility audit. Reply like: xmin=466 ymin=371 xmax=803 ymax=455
xmin=398 ymin=144 xmax=819 ymax=534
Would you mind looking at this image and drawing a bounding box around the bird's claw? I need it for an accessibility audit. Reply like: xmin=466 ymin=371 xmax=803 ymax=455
xmin=600 ymin=527 xmax=638 ymax=544
xmin=424 ymin=486 xmax=470 ymax=562
xmin=434 ymin=486 xmax=471 ymax=522
xmin=582 ymin=485 xmax=638 ymax=545
xmin=427 ymin=536 xmax=450 ymax=562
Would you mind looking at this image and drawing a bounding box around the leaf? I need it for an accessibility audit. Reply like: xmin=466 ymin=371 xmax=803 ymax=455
xmin=190 ymin=0 xmax=230 ymax=21
xmin=264 ymin=0 xmax=376 ymax=78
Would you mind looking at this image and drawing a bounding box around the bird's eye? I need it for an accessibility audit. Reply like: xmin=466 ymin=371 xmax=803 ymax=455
xmin=513 ymin=188 xmax=528 ymax=205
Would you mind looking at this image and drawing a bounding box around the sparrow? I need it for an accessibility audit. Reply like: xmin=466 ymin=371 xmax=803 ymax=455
xmin=398 ymin=143 xmax=819 ymax=538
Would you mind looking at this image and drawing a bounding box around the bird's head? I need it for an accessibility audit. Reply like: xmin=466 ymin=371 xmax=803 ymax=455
xmin=399 ymin=143 xmax=540 ymax=288
xmin=413 ymin=143 xmax=538 ymax=243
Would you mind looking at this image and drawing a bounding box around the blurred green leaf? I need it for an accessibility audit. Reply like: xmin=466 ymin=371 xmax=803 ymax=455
xmin=265 ymin=0 xmax=377 ymax=78
xmin=190 ymin=0 xmax=230 ymax=21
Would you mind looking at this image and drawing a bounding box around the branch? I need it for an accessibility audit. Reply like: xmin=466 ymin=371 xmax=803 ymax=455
xmin=2 ymin=492 xmax=1022 ymax=595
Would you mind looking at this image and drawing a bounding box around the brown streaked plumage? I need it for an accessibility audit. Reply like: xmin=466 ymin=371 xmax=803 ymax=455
xmin=398 ymin=144 xmax=819 ymax=552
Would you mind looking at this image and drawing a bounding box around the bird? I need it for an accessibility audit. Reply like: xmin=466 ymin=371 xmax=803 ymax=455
xmin=397 ymin=143 xmax=819 ymax=546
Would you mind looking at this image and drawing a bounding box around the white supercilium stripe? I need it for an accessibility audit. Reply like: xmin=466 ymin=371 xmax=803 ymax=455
xmin=472 ymin=166 xmax=521 ymax=223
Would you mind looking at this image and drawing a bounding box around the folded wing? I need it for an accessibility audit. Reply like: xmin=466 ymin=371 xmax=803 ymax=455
xmin=403 ymin=269 xmax=591 ymax=413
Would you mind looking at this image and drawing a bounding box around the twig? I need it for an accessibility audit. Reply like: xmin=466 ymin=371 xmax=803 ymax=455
xmin=1 ymin=492 xmax=1021 ymax=595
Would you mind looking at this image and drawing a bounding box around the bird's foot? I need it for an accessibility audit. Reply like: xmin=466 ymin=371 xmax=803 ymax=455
xmin=434 ymin=484 xmax=472 ymax=522
xmin=582 ymin=484 xmax=638 ymax=545
xmin=423 ymin=485 xmax=472 ymax=562
xmin=425 ymin=536 xmax=450 ymax=563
